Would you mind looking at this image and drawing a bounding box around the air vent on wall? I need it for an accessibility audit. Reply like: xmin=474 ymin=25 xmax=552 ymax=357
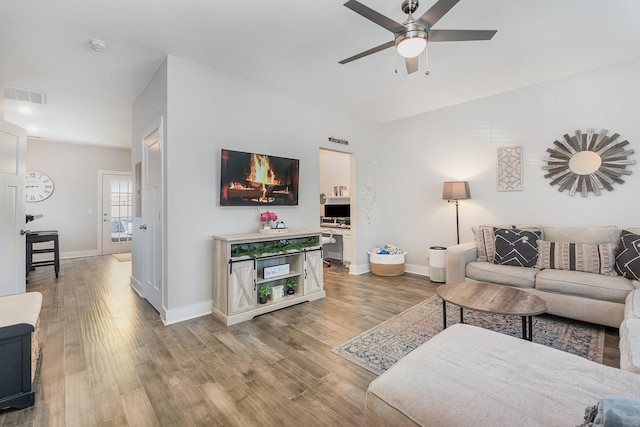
xmin=4 ymin=86 xmax=47 ymax=105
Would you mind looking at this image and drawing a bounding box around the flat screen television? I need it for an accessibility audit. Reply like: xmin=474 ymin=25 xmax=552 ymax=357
xmin=324 ymin=204 xmax=350 ymax=218
xmin=220 ymin=149 xmax=299 ymax=206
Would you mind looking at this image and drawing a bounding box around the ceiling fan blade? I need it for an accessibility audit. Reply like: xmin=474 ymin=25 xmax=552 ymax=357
xmin=339 ymin=40 xmax=395 ymax=64
xmin=405 ymin=57 xmax=419 ymax=74
xmin=343 ymin=0 xmax=405 ymax=34
xmin=429 ymin=29 xmax=497 ymax=42
xmin=417 ymin=0 xmax=461 ymax=28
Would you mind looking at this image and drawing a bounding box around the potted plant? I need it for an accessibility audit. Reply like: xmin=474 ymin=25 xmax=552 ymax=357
xmin=285 ymin=278 xmax=297 ymax=295
xmin=258 ymin=285 xmax=272 ymax=304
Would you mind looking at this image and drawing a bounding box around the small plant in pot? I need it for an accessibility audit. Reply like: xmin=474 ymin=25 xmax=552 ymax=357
xmin=258 ymin=285 xmax=272 ymax=304
xmin=285 ymin=278 xmax=297 ymax=295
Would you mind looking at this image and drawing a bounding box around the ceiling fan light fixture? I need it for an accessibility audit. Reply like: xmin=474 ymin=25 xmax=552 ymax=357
xmin=395 ymin=32 xmax=427 ymax=58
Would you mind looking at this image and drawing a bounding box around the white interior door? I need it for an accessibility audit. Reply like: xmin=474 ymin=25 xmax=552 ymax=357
xmin=0 ymin=120 xmax=26 ymax=296
xmin=101 ymin=172 xmax=132 ymax=255
xmin=142 ymin=125 xmax=163 ymax=314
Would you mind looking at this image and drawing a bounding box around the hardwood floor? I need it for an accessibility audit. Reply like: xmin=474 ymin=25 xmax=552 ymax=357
xmin=0 ymin=256 xmax=621 ymax=426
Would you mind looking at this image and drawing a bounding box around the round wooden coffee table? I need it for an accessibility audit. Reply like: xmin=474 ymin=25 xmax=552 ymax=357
xmin=436 ymin=282 xmax=547 ymax=341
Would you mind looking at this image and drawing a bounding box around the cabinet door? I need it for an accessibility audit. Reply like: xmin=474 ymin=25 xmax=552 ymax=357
xmin=342 ymin=233 xmax=352 ymax=264
xmin=229 ymin=260 xmax=256 ymax=315
xmin=304 ymin=250 xmax=323 ymax=295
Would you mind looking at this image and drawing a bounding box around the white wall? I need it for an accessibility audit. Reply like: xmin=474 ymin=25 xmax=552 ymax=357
xmin=134 ymin=55 xmax=383 ymax=323
xmin=26 ymin=139 xmax=131 ymax=257
xmin=379 ymin=57 xmax=640 ymax=273
xmin=0 ymin=72 xmax=4 ymax=118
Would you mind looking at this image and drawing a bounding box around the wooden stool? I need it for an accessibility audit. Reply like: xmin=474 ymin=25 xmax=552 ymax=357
xmin=26 ymin=231 xmax=59 ymax=278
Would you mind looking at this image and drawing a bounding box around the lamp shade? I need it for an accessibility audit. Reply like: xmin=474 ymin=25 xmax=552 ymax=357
xmin=442 ymin=181 xmax=471 ymax=200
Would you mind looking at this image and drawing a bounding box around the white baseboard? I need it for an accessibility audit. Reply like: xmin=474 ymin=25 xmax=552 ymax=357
xmin=349 ymin=263 xmax=371 ymax=275
xmin=61 ymin=249 xmax=99 ymax=259
xmin=129 ymin=276 xmax=143 ymax=296
xmin=404 ymin=263 xmax=428 ymax=276
xmin=163 ymin=300 xmax=213 ymax=326
xmin=349 ymin=262 xmax=431 ymax=278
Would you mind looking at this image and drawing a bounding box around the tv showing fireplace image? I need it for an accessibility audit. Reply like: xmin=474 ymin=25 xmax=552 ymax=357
xmin=220 ymin=149 xmax=299 ymax=206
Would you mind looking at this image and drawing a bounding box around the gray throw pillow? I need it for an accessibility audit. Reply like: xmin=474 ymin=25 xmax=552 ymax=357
xmin=615 ymin=230 xmax=640 ymax=280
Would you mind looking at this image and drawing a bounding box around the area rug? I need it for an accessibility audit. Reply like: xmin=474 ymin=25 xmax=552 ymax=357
xmin=112 ymin=252 xmax=132 ymax=262
xmin=332 ymin=295 xmax=605 ymax=375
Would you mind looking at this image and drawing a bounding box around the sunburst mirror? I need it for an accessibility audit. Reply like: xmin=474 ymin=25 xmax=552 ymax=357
xmin=542 ymin=129 xmax=635 ymax=197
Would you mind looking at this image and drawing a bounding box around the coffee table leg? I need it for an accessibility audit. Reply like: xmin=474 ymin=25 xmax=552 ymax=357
xmin=442 ymin=300 xmax=447 ymax=329
xmin=521 ymin=316 xmax=533 ymax=341
xmin=459 ymin=307 xmax=464 ymax=324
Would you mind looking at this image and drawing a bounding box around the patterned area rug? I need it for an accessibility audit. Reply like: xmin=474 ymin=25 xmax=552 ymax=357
xmin=332 ymin=295 xmax=605 ymax=375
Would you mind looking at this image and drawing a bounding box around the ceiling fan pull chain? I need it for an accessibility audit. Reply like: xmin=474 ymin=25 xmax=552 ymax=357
xmin=395 ymin=49 xmax=398 ymax=74
xmin=424 ymin=42 xmax=430 ymax=75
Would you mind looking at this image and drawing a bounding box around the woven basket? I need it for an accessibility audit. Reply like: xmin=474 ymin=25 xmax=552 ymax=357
xmin=368 ymin=246 xmax=407 ymax=276
xmin=370 ymin=262 xmax=405 ymax=276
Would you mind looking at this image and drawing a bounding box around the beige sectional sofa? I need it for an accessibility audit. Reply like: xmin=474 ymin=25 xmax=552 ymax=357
xmin=365 ymin=225 xmax=640 ymax=426
xmin=446 ymin=225 xmax=640 ymax=328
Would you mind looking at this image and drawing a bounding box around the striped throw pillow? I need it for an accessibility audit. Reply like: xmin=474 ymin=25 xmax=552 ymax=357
xmin=535 ymin=240 xmax=618 ymax=276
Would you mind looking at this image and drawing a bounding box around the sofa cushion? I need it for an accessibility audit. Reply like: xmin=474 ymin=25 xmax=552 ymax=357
xmin=466 ymin=261 xmax=537 ymax=288
xmin=366 ymin=324 xmax=640 ymax=427
xmin=536 ymin=240 xmax=617 ymax=276
xmin=543 ymin=226 xmax=620 ymax=245
xmin=535 ymin=269 xmax=633 ymax=303
xmin=625 ymin=289 xmax=640 ymax=319
xmin=619 ymin=318 xmax=640 ymax=374
xmin=615 ymin=230 xmax=640 ymax=280
xmin=493 ymin=227 xmax=541 ymax=267
xmin=473 ymin=224 xmax=543 ymax=262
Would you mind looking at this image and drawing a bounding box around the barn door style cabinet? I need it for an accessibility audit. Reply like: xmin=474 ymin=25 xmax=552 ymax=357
xmin=212 ymin=229 xmax=325 ymax=325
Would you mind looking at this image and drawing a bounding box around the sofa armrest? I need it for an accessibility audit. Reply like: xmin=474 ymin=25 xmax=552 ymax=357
xmin=446 ymin=242 xmax=477 ymax=284
xmin=633 ymin=280 xmax=640 ymax=290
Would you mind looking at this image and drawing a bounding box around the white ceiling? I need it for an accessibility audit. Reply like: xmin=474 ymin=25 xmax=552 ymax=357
xmin=2 ymin=0 xmax=640 ymax=149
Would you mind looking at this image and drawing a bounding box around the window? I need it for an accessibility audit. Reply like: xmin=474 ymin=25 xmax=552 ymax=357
xmin=110 ymin=180 xmax=133 ymax=243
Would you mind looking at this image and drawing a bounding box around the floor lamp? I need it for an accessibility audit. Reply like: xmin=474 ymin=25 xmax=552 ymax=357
xmin=442 ymin=181 xmax=471 ymax=244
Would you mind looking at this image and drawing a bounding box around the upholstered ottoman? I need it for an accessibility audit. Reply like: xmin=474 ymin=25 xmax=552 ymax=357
xmin=365 ymin=324 xmax=640 ymax=426
xmin=0 ymin=292 xmax=43 ymax=410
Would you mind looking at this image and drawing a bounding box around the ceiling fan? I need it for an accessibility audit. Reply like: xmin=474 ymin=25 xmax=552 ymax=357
xmin=339 ymin=0 xmax=497 ymax=74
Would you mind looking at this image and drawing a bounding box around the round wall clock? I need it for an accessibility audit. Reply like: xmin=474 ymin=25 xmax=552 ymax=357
xmin=25 ymin=171 xmax=54 ymax=202
xmin=542 ymin=128 xmax=636 ymax=197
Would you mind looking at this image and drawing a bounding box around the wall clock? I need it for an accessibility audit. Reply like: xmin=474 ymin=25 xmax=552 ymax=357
xmin=25 ymin=171 xmax=54 ymax=202
xmin=542 ymin=129 xmax=635 ymax=197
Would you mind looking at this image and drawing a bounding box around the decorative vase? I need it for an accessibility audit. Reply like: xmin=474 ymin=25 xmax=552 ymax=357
xmin=262 ymin=221 xmax=271 ymax=230
xmin=286 ymin=288 xmax=295 ymax=295
xmin=259 ymin=296 xmax=268 ymax=304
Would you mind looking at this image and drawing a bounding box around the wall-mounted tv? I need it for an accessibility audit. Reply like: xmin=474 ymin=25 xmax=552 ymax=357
xmin=220 ymin=149 xmax=299 ymax=206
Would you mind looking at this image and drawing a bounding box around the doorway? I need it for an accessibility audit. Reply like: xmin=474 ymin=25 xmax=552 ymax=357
xmin=100 ymin=172 xmax=133 ymax=255
xmin=319 ymin=148 xmax=354 ymax=267
xmin=140 ymin=120 xmax=163 ymax=315
xmin=0 ymin=120 xmax=26 ymax=296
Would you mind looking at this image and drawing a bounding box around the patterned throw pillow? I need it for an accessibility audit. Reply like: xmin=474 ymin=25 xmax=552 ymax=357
xmin=615 ymin=230 xmax=640 ymax=280
xmin=473 ymin=224 xmax=543 ymax=262
xmin=536 ymin=240 xmax=618 ymax=275
xmin=493 ymin=227 xmax=541 ymax=267
xmin=473 ymin=226 xmax=495 ymax=262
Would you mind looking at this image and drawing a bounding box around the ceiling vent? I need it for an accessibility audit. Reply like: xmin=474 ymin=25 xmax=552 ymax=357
xmin=4 ymin=86 xmax=47 ymax=105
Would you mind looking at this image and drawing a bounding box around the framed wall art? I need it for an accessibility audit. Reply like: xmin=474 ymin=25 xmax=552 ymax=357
xmin=496 ymin=146 xmax=523 ymax=192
